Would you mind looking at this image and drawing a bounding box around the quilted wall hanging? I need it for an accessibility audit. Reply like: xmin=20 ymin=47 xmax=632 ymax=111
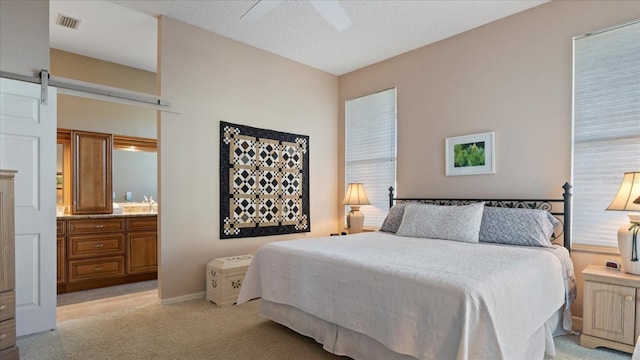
xmin=220 ymin=121 xmax=310 ymax=239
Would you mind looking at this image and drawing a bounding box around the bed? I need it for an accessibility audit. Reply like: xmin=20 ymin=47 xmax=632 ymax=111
xmin=237 ymin=184 xmax=577 ymax=360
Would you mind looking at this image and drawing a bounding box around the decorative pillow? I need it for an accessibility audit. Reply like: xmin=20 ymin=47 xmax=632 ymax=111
xmin=479 ymin=207 xmax=559 ymax=247
xmin=380 ymin=204 xmax=406 ymax=233
xmin=396 ymin=202 xmax=485 ymax=243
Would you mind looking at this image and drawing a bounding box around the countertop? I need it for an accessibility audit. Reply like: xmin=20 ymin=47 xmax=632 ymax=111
xmin=57 ymin=212 xmax=157 ymax=219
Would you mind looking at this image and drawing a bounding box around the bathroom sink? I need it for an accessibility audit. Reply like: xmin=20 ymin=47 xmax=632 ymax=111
xmin=114 ymin=202 xmax=158 ymax=214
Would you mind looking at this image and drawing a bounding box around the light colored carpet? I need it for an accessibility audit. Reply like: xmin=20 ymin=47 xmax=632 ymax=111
xmin=18 ymin=298 xmax=631 ymax=360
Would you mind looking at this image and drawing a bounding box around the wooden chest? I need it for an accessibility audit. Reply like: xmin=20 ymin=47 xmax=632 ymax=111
xmin=206 ymin=255 xmax=253 ymax=307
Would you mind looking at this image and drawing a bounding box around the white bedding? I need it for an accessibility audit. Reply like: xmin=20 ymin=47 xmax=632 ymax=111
xmin=237 ymin=232 xmax=574 ymax=360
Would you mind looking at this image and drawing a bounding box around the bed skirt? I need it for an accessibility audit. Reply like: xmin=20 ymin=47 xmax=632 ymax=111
xmin=259 ymin=299 xmax=565 ymax=360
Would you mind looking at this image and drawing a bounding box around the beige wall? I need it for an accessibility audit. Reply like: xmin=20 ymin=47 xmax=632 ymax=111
xmin=0 ymin=0 xmax=49 ymax=77
xmin=51 ymin=49 xmax=157 ymax=138
xmin=50 ymin=49 xmax=157 ymax=94
xmin=338 ymin=0 xmax=640 ymax=320
xmin=157 ymin=16 xmax=339 ymax=301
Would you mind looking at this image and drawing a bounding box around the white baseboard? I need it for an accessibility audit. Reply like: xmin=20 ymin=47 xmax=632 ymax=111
xmin=572 ymin=316 xmax=583 ymax=333
xmin=158 ymin=291 xmax=205 ymax=305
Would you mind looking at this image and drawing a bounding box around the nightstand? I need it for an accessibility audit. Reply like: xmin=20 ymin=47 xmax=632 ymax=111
xmin=580 ymin=264 xmax=640 ymax=353
xmin=342 ymin=228 xmax=377 ymax=234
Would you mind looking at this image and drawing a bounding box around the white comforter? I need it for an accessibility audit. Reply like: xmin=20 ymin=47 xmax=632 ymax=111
xmin=237 ymin=232 xmax=570 ymax=360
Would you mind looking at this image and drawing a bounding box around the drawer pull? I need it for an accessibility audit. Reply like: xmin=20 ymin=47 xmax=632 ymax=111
xmin=626 ymin=295 xmax=634 ymax=302
xmin=0 ymin=334 xmax=6 ymax=340
xmin=95 ymin=224 xmax=104 ymax=229
xmin=94 ymin=267 xmax=104 ymax=271
xmin=94 ymin=243 xmax=104 ymax=248
xmin=0 ymin=305 xmax=5 ymax=311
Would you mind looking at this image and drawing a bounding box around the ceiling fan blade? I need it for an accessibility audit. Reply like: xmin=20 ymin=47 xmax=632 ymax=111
xmin=309 ymin=0 xmax=351 ymax=31
xmin=241 ymin=0 xmax=283 ymax=21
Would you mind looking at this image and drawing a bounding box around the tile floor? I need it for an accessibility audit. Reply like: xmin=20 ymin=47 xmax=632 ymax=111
xmin=56 ymin=280 xmax=158 ymax=323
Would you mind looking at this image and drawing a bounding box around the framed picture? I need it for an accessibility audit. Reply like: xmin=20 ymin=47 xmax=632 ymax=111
xmin=445 ymin=132 xmax=495 ymax=176
xmin=56 ymin=173 xmax=63 ymax=189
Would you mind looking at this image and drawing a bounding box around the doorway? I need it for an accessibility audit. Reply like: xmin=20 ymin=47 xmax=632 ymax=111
xmin=51 ymin=48 xmax=160 ymax=320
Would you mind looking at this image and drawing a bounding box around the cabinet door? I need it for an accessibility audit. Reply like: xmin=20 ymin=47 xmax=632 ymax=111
xmin=583 ymin=281 xmax=636 ymax=345
xmin=57 ymin=236 xmax=65 ymax=284
xmin=71 ymin=130 xmax=112 ymax=214
xmin=127 ymin=231 xmax=157 ymax=274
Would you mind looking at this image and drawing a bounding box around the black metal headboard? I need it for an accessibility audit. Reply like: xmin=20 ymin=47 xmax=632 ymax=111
xmin=388 ymin=183 xmax=572 ymax=252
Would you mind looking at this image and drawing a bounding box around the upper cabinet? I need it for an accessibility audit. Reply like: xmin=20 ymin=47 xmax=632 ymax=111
xmin=71 ymin=130 xmax=113 ymax=214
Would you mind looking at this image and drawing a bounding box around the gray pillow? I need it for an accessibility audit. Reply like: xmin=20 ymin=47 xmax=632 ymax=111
xmin=396 ymin=202 xmax=485 ymax=243
xmin=380 ymin=204 xmax=406 ymax=233
xmin=479 ymin=207 xmax=559 ymax=247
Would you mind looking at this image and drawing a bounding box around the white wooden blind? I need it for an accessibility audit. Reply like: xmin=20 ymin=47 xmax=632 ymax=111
xmin=345 ymin=88 xmax=397 ymax=227
xmin=572 ymin=21 xmax=640 ymax=247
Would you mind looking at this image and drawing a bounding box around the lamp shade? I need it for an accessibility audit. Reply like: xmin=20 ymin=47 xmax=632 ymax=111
xmin=607 ymin=172 xmax=640 ymax=212
xmin=342 ymin=183 xmax=370 ymax=205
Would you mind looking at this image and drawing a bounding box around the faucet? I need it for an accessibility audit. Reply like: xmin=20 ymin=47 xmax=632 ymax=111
xmin=143 ymin=196 xmax=149 ymax=204
xmin=148 ymin=196 xmax=156 ymax=212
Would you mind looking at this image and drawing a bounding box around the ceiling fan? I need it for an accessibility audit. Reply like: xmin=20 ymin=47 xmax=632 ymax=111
xmin=241 ymin=0 xmax=352 ymax=31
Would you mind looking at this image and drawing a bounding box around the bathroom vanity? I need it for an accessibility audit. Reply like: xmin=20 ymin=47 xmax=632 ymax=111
xmin=56 ymin=213 xmax=157 ymax=293
xmin=56 ymin=128 xmax=158 ymax=293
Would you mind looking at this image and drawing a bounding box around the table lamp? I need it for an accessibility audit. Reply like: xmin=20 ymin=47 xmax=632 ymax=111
xmin=607 ymin=172 xmax=640 ymax=275
xmin=343 ymin=182 xmax=370 ymax=233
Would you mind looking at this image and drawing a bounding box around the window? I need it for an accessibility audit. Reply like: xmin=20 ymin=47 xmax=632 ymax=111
xmin=345 ymin=88 xmax=397 ymax=228
xmin=572 ymin=21 xmax=640 ymax=247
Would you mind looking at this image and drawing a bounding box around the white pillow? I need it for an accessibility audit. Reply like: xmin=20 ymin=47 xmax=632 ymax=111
xmin=396 ymin=202 xmax=485 ymax=243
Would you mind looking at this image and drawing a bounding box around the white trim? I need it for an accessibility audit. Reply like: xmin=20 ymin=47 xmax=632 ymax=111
xmin=570 ymin=244 xmax=620 ymax=255
xmin=572 ymin=316 xmax=582 ymax=333
xmin=574 ymin=19 xmax=640 ymax=40
xmin=158 ymin=291 xmax=205 ymax=305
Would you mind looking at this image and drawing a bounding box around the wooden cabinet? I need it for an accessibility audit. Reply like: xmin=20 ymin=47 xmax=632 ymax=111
xmin=581 ymin=265 xmax=640 ymax=353
xmin=127 ymin=217 xmax=157 ymax=274
xmin=0 ymin=170 xmax=19 ymax=359
xmin=57 ymin=215 xmax=157 ymax=293
xmin=71 ymin=130 xmax=112 ymax=214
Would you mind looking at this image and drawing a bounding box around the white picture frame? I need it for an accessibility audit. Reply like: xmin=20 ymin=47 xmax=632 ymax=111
xmin=445 ymin=132 xmax=495 ymax=176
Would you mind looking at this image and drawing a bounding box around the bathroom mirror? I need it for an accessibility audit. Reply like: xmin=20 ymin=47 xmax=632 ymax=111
xmin=57 ymin=129 xmax=157 ymax=207
xmin=56 ymin=143 xmax=63 ymax=204
xmin=112 ymin=148 xmax=157 ymax=203
xmin=56 ymin=129 xmax=71 ymax=206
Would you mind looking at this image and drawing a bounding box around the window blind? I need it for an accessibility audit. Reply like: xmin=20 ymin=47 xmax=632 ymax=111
xmin=345 ymin=88 xmax=397 ymax=228
xmin=572 ymin=21 xmax=640 ymax=247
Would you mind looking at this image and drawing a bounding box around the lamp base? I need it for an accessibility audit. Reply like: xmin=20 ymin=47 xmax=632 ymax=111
xmin=347 ymin=207 xmax=365 ymax=234
xmin=618 ymin=222 xmax=640 ymax=275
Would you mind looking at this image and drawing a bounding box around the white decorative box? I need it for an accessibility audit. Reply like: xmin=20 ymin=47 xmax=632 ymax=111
xmin=206 ymin=255 xmax=253 ymax=307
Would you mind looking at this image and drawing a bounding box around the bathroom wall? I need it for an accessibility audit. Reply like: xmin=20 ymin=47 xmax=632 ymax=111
xmin=51 ymin=49 xmax=158 ymax=203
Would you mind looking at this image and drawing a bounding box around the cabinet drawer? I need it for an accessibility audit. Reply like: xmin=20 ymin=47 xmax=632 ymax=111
xmin=57 ymin=220 xmax=65 ymax=235
xmin=0 ymin=346 xmax=19 ymax=360
xmin=127 ymin=216 xmax=157 ymax=232
xmin=68 ymin=256 xmax=125 ymax=282
xmin=68 ymin=218 xmax=124 ymax=234
xmin=0 ymin=291 xmax=15 ymax=322
xmin=68 ymin=233 xmax=125 ymax=259
xmin=0 ymin=318 xmax=16 ymax=351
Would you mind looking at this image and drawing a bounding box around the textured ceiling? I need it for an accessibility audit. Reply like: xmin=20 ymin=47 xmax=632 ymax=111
xmin=50 ymin=0 xmax=549 ymax=76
